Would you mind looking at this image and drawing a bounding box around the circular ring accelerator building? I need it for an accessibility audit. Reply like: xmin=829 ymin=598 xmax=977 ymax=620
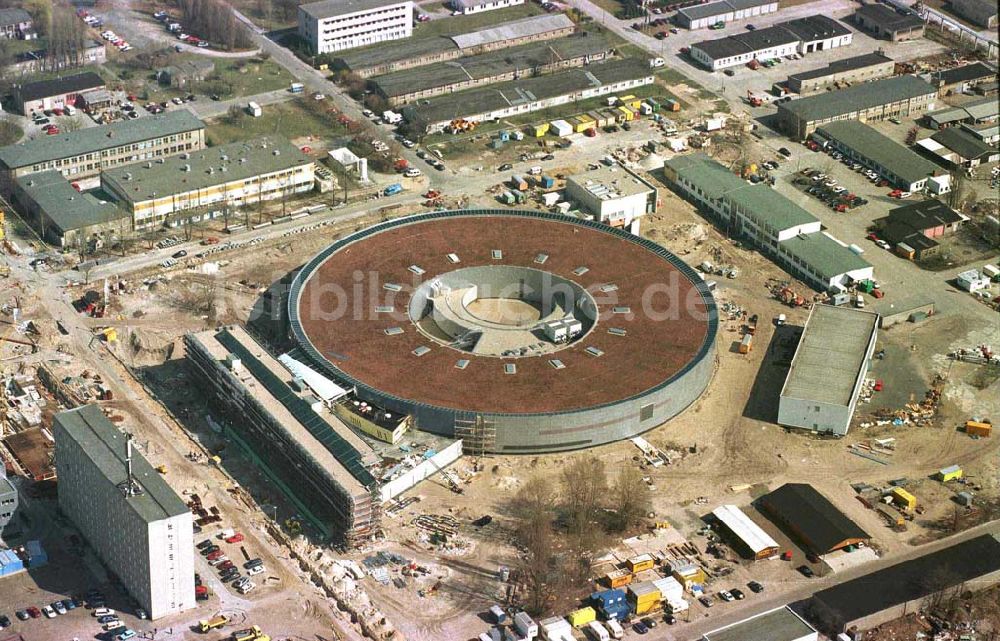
xmin=289 ymin=209 xmax=717 ymax=453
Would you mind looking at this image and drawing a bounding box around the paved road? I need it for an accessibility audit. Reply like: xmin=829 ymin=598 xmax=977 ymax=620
xmin=652 ymin=520 xmax=1000 ymax=640
xmin=185 ymin=88 xmax=294 ymax=120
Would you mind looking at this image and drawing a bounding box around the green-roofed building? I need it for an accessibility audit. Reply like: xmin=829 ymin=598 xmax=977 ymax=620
xmin=817 ymin=120 xmax=944 ymax=191
xmin=101 ymin=136 xmax=315 ymax=231
xmin=12 ymin=171 xmax=128 ymax=247
xmin=0 ymin=109 xmax=205 ymax=195
xmin=53 ymin=405 xmax=195 ymax=620
xmin=776 ymin=74 xmax=937 ymax=139
xmin=663 ymin=153 xmax=873 ymax=291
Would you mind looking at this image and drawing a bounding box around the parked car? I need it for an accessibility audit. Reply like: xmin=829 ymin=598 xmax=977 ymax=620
xmin=731 ymin=588 xmax=745 ymax=600
xmin=778 ymin=147 xmax=791 ymax=157
xmin=698 ymin=596 xmax=713 ymax=608
xmin=632 ymin=621 xmax=649 ymax=634
xmin=15 ymin=610 xmax=30 ymax=621
xmin=0 ymin=615 xmax=10 ymax=629
xmin=42 ymin=606 xmax=57 ymax=618
xmin=718 ymin=590 xmax=734 ymax=602
xmin=201 ymin=545 xmax=220 ymax=556
xmin=797 ymin=565 xmax=814 ymax=578
xmin=225 ymin=533 xmax=244 ymax=544
xmin=748 ymin=580 xmax=764 ymax=593
xmin=52 ymin=601 xmax=67 ymax=615
xmin=197 ymin=539 xmax=213 ymax=549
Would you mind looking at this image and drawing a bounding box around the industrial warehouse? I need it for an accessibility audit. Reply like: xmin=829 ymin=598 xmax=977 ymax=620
xmin=689 ymin=15 xmax=852 ymax=71
xmin=401 ymin=58 xmax=654 ymax=133
xmin=809 ymin=534 xmax=1000 ymax=634
xmin=757 ymin=483 xmax=871 ymax=556
xmin=663 ymin=154 xmax=873 ymax=292
xmin=288 ymin=209 xmax=717 ymax=453
xmin=332 ymin=13 xmax=575 ymax=77
xmin=709 ymin=504 xmax=779 ymax=560
xmin=784 ymin=51 xmax=895 ymax=95
xmin=778 ymin=304 xmax=880 ymax=435
xmin=370 ymin=32 xmax=615 ymax=105
xmin=675 ymin=0 xmax=777 ymax=30
xmin=777 ymin=74 xmax=938 ymax=139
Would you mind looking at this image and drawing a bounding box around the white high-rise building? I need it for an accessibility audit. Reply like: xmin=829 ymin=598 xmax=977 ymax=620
xmin=298 ymin=0 xmax=413 ymax=54
xmin=53 ymin=405 xmax=194 ymax=620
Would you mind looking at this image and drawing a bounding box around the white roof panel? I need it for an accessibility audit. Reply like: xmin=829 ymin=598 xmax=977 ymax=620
xmin=712 ymin=504 xmax=779 ymax=555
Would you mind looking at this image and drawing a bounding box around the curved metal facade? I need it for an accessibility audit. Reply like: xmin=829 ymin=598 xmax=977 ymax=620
xmin=288 ymin=209 xmax=718 ymax=453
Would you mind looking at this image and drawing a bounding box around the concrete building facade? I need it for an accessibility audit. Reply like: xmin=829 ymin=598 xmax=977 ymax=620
xmin=777 ymin=75 xmax=937 ymax=139
xmin=0 ymin=110 xmax=206 ymax=195
xmin=13 ymin=71 xmax=105 ymax=114
xmin=565 ymin=164 xmax=657 ymax=228
xmin=663 ymin=154 xmax=873 ymax=292
xmin=101 ymin=137 xmax=315 ymax=231
xmin=53 ymin=405 xmax=195 ymax=620
xmin=184 ymin=326 xmax=382 ymax=545
xmin=785 ymin=51 xmax=895 ymax=95
xmin=450 ymin=0 xmax=523 ymax=15
xmin=778 ymin=304 xmax=880 ymax=435
xmin=298 ymin=0 xmax=413 ymax=54
xmin=0 ymin=465 xmax=17 ymax=539
xmin=676 ymin=0 xmax=778 ymax=30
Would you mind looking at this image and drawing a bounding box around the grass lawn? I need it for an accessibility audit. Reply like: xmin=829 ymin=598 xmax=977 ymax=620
xmin=205 ymin=99 xmax=348 ymax=145
xmin=103 ymin=56 xmax=292 ymax=102
xmin=413 ymin=3 xmax=546 ymax=38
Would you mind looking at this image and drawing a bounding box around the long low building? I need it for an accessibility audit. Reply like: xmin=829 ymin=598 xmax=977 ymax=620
xmin=12 ymin=171 xmax=128 ymax=247
xmin=815 ymin=120 xmax=945 ymax=192
xmin=663 ymin=154 xmax=873 ymax=292
xmin=785 ymin=51 xmax=895 ymax=95
xmin=757 ymin=483 xmax=870 ymax=556
xmin=333 ymin=13 xmax=576 ymax=77
xmin=810 ymin=534 xmax=1000 ymax=633
xmin=101 ymin=137 xmax=315 ymax=231
xmin=778 ymin=74 xmax=936 ymax=139
xmin=676 ymin=0 xmax=778 ymax=30
xmin=184 ymin=325 xmax=382 ymax=545
xmin=12 ymin=71 xmax=105 ymax=114
xmin=778 ymin=304 xmax=880 ymax=435
xmin=0 ymin=109 xmax=206 ymax=195
xmin=371 ymin=32 xmax=614 ymax=105
xmin=402 ymin=57 xmax=654 ymax=134
xmin=703 ymin=606 xmax=818 ymax=641
xmin=925 ymin=96 xmax=999 ymax=129
xmin=851 ymin=3 xmax=924 ymax=42
xmin=711 ymin=505 xmax=779 ymax=560
xmin=918 ymin=126 xmax=1000 ymax=168
xmin=690 ymin=15 xmax=852 ymax=71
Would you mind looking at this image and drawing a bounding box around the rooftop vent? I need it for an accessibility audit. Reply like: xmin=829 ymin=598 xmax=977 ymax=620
xmin=549 ymin=359 xmax=565 ymax=369
xmin=612 ymin=306 xmax=631 ymax=314
xmin=384 ymin=327 xmax=404 ymax=336
xmin=585 ymin=346 xmax=604 ymax=357
xmin=504 ymin=363 xmax=516 ymax=375
xmin=383 ymin=283 xmax=402 ymax=292
xmin=412 ymin=346 xmax=431 ymax=357
xmin=408 ymin=265 xmax=425 ymax=275
xmin=491 ymin=249 xmax=503 ymax=260
xmin=573 ymin=266 xmax=589 ymax=275
xmin=374 ymin=305 xmax=394 ymax=313
xmin=447 ymin=253 xmax=460 ymax=264
xmin=600 ymin=283 xmax=618 ymax=292
xmin=455 ymin=359 xmax=470 ymax=369
xmin=608 ymin=327 xmax=627 ymax=336
xmin=534 ymin=253 xmax=549 ymax=264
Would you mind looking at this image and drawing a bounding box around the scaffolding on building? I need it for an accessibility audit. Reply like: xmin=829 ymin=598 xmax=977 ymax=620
xmin=454 ymin=415 xmax=496 ymax=458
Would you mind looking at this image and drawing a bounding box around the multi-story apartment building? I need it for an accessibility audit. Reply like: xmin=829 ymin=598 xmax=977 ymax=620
xmin=298 ymin=0 xmax=413 ymax=54
xmin=0 ymin=110 xmax=205 ymax=195
xmin=777 ymin=75 xmax=936 ymax=139
xmin=53 ymin=405 xmax=195 ymax=620
xmin=101 ymin=137 xmax=315 ymax=231
xmin=184 ymin=326 xmax=382 ymax=546
xmin=663 ymin=154 xmax=873 ymax=292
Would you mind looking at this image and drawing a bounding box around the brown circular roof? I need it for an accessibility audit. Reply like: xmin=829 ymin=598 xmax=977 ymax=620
xmin=292 ymin=211 xmax=715 ymax=415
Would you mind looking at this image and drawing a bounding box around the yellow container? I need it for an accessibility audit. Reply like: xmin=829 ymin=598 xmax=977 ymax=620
xmin=891 ymin=488 xmax=916 ymax=511
xmin=532 ymin=123 xmax=549 ymax=137
xmin=617 ymin=106 xmax=634 ymax=121
xmin=605 ymin=568 xmax=633 ymax=588
xmin=626 ymin=554 xmax=655 ymax=574
xmin=938 ymin=465 xmax=962 ymax=482
xmin=966 ymin=421 xmax=992 ymax=437
xmin=567 ymin=607 xmax=596 ymax=628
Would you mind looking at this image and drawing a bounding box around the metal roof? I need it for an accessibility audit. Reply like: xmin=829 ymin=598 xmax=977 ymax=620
xmin=0 ymin=8 xmax=31 ymax=26
xmin=780 ymin=303 xmax=879 ymax=407
xmin=665 ymin=153 xmax=748 ymax=199
xmin=0 ymin=109 xmax=204 ymax=171
xmin=758 ymin=483 xmax=871 ymax=553
xmin=14 ymin=171 xmax=127 ymax=234
xmin=811 ymin=534 xmax=1000 ymax=627
xmin=101 ymin=136 xmax=312 ymax=204
xmin=373 ymin=32 xmax=613 ymax=98
xmin=779 ymin=230 xmax=871 ymax=280
xmin=781 ymin=15 xmax=852 ymax=42
xmin=931 ymin=61 xmax=997 ymax=86
xmin=788 ymin=51 xmax=893 ymax=84
xmin=53 ymin=404 xmax=189 ymax=524
xmin=818 ymin=120 xmax=940 ymax=185
xmin=931 ymin=126 xmax=996 ymax=160
xmin=692 ymin=24 xmax=797 ymax=60
xmin=711 ymin=505 xmax=779 ymax=555
xmin=885 ymin=199 xmax=967 ymax=229
xmin=730 ymin=184 xmax=818 ymax=231
xmin=703 ymin=606 xmax=817 ymax=641
xmin=299 ymin=0 xmax=409 ymax=20
xmin=451 ymin=13 xmax=574 ymax=49
xmin=853 ymin=3 xmax=924 ymax=31
xmin=779 ymin=75 xmax=936 ymax=123
xmin=679 ymin=0 xmax=774 ymax=21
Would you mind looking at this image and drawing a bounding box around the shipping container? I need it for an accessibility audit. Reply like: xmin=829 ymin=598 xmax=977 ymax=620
xmin=532 ymin=123 xmax=550 ymax=137
xmin=895 ymin=242 xmax=915 ymax=260
xmin=510 ymin=175 xmax=528 ymax=190
xmin=489 ymin=605 xmax=506 ymax=624
xmin=938 ymin=465 xmax=963 ymax=482
xmin=514 ymin=611 xmax=538 ymax=638
xmin=663 ymin=98 xmax=680 ymax=112
xmin=605 ymin=568 xmax=632 ymax=588
xmin=891 ymin=487 xmax=916 ymax=511
xmin=626 ymin=554 xmax=655 ymax=573
xmin=965 ymin=421 xmax=992 ymax=437
xmin=567 ymin=606 xmax=596 ymax=628
xmin=627 ymin=581 xmax=662 ymax=614
xmin=739 ymin=333 xmax=753 ymax=354
xmin=983 ymin=264 xmax=1000 ymax=281
xmin=540 ymin=175 xmax=555 ymax=189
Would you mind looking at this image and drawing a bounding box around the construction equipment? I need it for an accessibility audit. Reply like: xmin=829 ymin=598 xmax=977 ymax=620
xmin=232 ymin=626 xmax=266 ymax=641
xmin=197 ymin=615 xmax=228 ymax=632
xmin=156 ymin=465 xmax=168 ymax=474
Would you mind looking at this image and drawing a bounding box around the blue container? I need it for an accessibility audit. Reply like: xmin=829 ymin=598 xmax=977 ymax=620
xmin=591 ymin=588 xmax=629 ymax=620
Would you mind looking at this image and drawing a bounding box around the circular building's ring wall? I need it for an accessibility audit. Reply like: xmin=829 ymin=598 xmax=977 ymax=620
xmin=288 ymin=209 xmax=718 ymax=454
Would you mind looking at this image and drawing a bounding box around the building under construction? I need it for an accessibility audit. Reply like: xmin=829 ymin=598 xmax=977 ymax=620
xmin=184 ymin=325 xmax=382 ymax=545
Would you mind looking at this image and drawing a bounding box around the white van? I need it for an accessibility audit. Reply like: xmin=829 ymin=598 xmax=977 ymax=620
xmin=604 ymin=619 xmax=624 ymax=640
xmin=855 ymin=294 xmax=865 ymax=308
xmin=586 ymin=620 xmax=610 ymax=641
xmin=93 ymin=608 xmax=116 ymax=618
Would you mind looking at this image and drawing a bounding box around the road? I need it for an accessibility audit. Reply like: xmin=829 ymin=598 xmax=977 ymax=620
xmin=652 ymin=520 xmax=1000 ymax=640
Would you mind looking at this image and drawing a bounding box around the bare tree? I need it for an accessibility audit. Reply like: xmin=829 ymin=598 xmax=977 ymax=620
xmin=561 ymin=456 xmax=608 ymax=537
xmin=609 ymin=463 xmax=649 ymax=532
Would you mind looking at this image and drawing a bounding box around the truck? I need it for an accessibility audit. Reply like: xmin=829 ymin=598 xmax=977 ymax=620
xmin=289 ymin=82 xmax=304 ymax=94
xmin=605 ymin=619 xmax=624 ymax=640
xmin=383 ymin=183 xmax=403 ymax=196
xmin=232 ymin=626 xmax=265 ymax=641
xmin=198 ymin=615 xmax=229 ymax=632
xmin=247 ymin=101 xmax=262 ymax=117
